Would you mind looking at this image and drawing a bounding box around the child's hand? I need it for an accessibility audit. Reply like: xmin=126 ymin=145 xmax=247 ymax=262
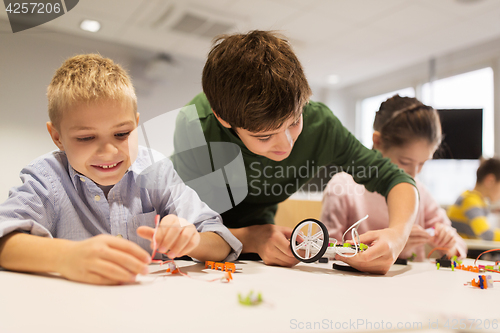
xmin=251 ymin=224 xmax=299 ymax=267
xmin=430 ymin=223 xmax=457 ymax=250
xmin=335 ymin=227 xmax=407 ymax=274
xmin=58 ymin=235 xmax=151 ymax=285
xmin=137 ymin=214 xmax=200 ymax=259
xmin=399 ymin=225 xmax=431 ymax=259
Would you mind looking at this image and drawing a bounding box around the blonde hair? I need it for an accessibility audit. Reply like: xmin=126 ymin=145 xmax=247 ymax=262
xmin=47 ymin=54 xmax=137 ymax=129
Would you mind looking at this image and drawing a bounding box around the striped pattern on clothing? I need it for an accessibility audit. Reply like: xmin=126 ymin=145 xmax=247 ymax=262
xmin=447 ymin=190 xmax=500 ymax=241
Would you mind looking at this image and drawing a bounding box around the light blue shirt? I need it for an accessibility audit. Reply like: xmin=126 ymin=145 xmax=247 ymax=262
xmin=0 ymin=146 xmax=242 ymax=261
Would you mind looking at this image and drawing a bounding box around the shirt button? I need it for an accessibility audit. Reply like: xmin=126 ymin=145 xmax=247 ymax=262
xmin=80 ymin=177 xmax=85 ymax=182
xmin=94 ymin=195 xmax=101 ymax=201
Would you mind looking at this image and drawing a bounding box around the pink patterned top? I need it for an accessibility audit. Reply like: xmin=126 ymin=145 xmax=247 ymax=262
xmin=320 ymin=172 xmax=467 ymax=261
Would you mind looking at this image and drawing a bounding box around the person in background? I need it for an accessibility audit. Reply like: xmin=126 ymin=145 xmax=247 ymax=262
xmin=448 ymin=157 xmax=500 ymax=242
xmin=321 ymin=95 xmax=466 ymax=261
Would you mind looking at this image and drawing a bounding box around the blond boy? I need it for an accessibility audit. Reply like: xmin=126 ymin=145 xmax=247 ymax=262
xmin=0 ymin=54 xmax=241 ymax=285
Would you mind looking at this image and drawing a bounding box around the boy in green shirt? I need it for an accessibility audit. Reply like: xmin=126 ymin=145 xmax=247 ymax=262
xmin=172 ymin=30 xmax=418 ymax=274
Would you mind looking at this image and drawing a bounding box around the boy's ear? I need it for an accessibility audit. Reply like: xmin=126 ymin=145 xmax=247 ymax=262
xmin=212 ymin=109 xmax=232 ymax=129
xmin=46 ymin=122 xmax=65 ymax=151
xmin=136 ymin=112 xmax=140 ymax=125
xmin=372 ymin=131 xmax=382 ymax=150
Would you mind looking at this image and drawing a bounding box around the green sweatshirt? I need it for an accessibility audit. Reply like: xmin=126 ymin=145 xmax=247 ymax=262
xmin=171 ymin=93 xmax=416 ymax=228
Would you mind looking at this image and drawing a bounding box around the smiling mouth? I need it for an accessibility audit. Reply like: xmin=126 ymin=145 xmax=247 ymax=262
xmin=92 ymin=161 xmax=122 ymax=170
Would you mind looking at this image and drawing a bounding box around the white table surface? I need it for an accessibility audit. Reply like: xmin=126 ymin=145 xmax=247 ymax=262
xmin=1 ymin=259 xmax=499 ymax=333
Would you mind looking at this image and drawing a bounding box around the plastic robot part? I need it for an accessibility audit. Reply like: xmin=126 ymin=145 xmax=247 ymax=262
xmin=220 ymin=271 xmax=233 ymax=283
xmin=238 ymin=291 xmax=263 ymax=306
xmin=435 ymin=255 xmax=456 ymax=270
xmin=465 ymin=275 xmax=494 ymax=289
xmin=332 ymin=262 xmax=362 ymax=273
xmin=342 ymin=215 xmax=369 ymax=244
xmin=164 ymin=262 xmax=179 ymax=274
xmin=290 ymin=216 xmax=369 ymax=263
xmin=394 ymin=258 xmax=408 ymax=265
xmin=205 ymin=261 xmax=238 ymax=273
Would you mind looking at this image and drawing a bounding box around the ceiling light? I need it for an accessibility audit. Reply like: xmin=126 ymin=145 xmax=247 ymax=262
xmin=327 ymin=75 xmax=340 ymax=85
xmin=80 ymin=20 xmax=101 ymax=32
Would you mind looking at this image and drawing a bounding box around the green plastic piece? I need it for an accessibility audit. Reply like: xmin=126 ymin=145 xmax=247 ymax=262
xmin=359 ymin=243 xmax=368 ymax=251
xmin=343 ymin=243 xmax=350 ymax=247
xmin=436 ymin=263 xmax=440 ymax=270
xmin=238 ymin=291 xmax=263 ymax=306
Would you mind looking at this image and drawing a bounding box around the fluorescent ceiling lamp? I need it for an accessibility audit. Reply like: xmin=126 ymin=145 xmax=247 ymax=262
xmin=327 ymin=75 xmax=340 ymax=85
xmin=80 ymin=20 xmax=101 ymax=32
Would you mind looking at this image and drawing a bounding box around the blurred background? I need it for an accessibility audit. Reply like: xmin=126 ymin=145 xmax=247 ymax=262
xmin=2 ymin=0 xmax=500 ymax=208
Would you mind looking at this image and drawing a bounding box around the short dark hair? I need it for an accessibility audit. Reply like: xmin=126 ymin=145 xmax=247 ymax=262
xmin=477 ymin=157 xmax=500 ymax=183
xmin=373 ymin=95 xmax=441 ymax=149
xmin=202 ymin=30 xmax=312 ymax=132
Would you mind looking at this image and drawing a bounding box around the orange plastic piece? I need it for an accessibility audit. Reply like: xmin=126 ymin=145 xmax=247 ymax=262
xmin=469 ymin=275 xmax=489 ymax=289
xmin=205 ymin=261 xmax=238 ymax=273
xmin=224 ymin=262 xmax=236 ymax=272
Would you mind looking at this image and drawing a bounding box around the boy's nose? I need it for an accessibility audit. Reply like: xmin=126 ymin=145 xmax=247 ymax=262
xmin=275 ymin=129 xmax=294 ymax=151
xmin=97 ymin=142 xmax=118 ymax=156
xmin=406 ymin=166 xmax=418 ymax=178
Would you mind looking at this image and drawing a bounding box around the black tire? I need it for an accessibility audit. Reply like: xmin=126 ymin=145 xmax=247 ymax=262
xmin=290 ymin=218 xmax=329 ymax=263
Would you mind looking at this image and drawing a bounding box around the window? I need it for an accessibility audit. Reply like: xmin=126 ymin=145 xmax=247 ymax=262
xmin=419 ymin=68 xmax=494 ymax=205
xmin=422 ymin=67 xmax=494 ymax=157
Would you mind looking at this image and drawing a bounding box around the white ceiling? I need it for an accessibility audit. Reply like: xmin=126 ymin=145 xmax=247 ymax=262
xmin=3 ymin=0 xmax=500 ymax=88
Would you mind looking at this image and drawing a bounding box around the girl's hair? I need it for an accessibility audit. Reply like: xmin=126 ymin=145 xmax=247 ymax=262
xmin=373 ymin=95 xmax=442 ymax=149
